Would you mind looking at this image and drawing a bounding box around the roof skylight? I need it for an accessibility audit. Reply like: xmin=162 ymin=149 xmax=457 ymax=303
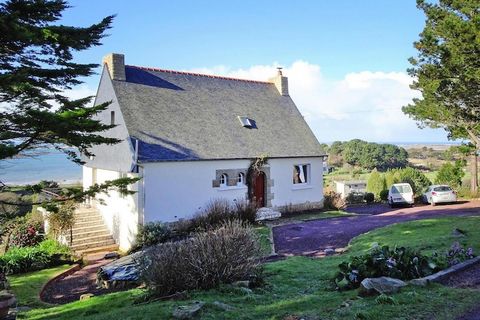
xmin=238 ymin=116 xmax=257 ymax=129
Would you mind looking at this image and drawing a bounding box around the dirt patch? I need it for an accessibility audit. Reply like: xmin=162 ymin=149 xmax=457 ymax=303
xmin=441 ymin=262 xmax=480 ymax=289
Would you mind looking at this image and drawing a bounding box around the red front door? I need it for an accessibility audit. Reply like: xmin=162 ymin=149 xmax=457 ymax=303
xmin=253 ymin=171 xmax=266 ymax=207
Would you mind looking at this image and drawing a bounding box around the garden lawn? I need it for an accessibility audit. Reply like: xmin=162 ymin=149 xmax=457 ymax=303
xmin=9 ymin=264 xmax=72 ymax=308
xmin=22 ymin=216 xmax=480 ymax=320
xmin=254 ymin=226 xmax=272 ymax=256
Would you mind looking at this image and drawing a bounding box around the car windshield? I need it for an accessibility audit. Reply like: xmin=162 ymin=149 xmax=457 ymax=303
xmin=433 ymin=186 xmax=452 ymax=192
xmin=391 ymin=185 xmax=412 ymax=194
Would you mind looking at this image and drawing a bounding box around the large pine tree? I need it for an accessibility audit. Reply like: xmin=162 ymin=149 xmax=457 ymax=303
xmin=0 ymin=0 xmax=137 ymax=207
xmin=403 ymin=0 xmax=480 ymax=192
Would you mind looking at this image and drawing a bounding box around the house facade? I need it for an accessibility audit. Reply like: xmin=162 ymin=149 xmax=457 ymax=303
xmin=83 ymin=53 xmax=326 ymax=251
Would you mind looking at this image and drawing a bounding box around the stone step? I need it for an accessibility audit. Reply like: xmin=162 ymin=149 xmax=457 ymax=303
xmin=74 ymin=216 xmax=105 ymax=224
xmin=75 ymin=244 xmax=120 ymax=256
xmin=73 ymin=219 xmax=105 ymax=228
xmin=71 ymin=239 xmax=117 ymax=252
xmin=67 ymin=229 xmax=111 ymax=241
xmin=71 ymin=234 xmax=114 ymax=246
xmin=71 ymin=225 xmax=109 ymax=234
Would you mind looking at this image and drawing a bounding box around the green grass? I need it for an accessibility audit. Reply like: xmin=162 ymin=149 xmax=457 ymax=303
xmin=8 ymin=264 xmax=72 ymax=308
xmin=254 ymin=226 xmax=273 ymax=256
xmin=22 ymin=216 xmax=480 ymax=320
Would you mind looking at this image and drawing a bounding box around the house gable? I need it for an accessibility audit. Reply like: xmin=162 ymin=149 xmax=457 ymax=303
xmin=83 ymin=67 xmax=135 ymax=172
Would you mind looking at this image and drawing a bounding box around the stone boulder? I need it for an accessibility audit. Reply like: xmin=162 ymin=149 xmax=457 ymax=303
xmin=172 ymin=301 xmax=205 ymax=319
xmin=359 ymin=277 xmax=406 ymax=296
xmin=256 ymin=207 xmax=281 ymax=221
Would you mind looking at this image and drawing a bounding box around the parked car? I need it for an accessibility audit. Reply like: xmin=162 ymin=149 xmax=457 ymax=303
xmin=422 ymin=185 xmax=457 ymax=206
xmin=388 ymin=183 xmax=414 ymax=207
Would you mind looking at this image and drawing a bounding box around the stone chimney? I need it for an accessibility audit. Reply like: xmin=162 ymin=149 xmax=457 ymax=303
xmin=269 ymin=67 xmax=289 ymax=96
xmin=102 ymin=53 xmax=126 ymax=81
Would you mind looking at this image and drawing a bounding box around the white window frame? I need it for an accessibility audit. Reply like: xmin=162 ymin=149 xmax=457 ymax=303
xmin=293 ymin=164 xmax=311 ymax=185
xmin=220 ymin=173 xmax=228 ymax=188
xmin=237 ymin=172 xmax=245 ymax=186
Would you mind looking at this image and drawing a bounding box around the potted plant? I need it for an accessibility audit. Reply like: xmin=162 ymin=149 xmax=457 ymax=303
xmin=0 ymin=291 xmax=15 ymax=319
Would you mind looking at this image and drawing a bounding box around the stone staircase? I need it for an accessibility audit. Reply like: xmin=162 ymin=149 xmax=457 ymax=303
xmin=68 ymin=207 xmax=118 ymax=254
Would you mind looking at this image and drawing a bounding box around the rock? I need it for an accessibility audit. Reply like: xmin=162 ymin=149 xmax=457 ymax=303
xmin=79 ymin=293 xmax=94 ymax=301
xmin=452 ymin=228 xmax=466 ymax=237
xmin=256 ymin=207 xmax=281 ymax=221
xmin=359 ymin=277 xmax=407 ymax=296
xmin=104 ymin=252 xmax=120 ymax=260
xmin=324 ymin=248 xmax=335 ymax=256
xmin=172 ymin=301 xmax=205 ymax=320
xmin=409 ymin=278 xmax=429 ymax=287
xmin=232 ymin=280 xmax=250 ymax=288
xmin=212 ymin=301 xmax=235 ymax=311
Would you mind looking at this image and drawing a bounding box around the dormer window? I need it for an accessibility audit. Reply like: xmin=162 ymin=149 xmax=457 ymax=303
xmin=220 ymin=173 xmax=228 ymax=187
xmin=237 ymin=172 xmax=245 ymax=186
xmin=110 ymin=111 xmax=115 ymax=125
xmin=238 ymin=116 xmax=257 ymax=129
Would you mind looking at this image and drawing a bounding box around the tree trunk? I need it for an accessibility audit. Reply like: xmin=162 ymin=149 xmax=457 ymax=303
xmin=471 ymin=152 xmax=478 ymax=194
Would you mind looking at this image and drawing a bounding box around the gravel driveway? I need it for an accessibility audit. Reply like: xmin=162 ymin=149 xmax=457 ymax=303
xmin=272 ymin=201 xmax=480 ymax=257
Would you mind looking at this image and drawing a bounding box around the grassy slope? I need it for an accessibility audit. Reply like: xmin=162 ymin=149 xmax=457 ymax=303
xmin=9 ymin=264 xmax=72 ymax=308
xmin=22 ymin=215 xmax=480 ymax=320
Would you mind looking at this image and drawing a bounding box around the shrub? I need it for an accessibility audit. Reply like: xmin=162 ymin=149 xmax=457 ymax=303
xmin=396 ymin=167 xmax=431 ymax=196
xmin=346 ymin=192 xmax=364 ymax=204
xmin=324 ymin=191 xmax=346 ymax=210
xmin=47 ymin=200 xmax=76 ymax=237
xmin=8 ymin=220 xmax=44 ymax=248
xmin=334 ymin=245 xmax=440 ymax=290
xmin=138 ymin=220 xmax=262 ymax=297
xmin=233 ymin=199 xmax=257 ymax=224
xmin=0 ymin=239 xmax=72 ymax=275
xmin=130 ymin=222 xmax=173 ymax=253
xmin=435 ymin=161 xmax=465 ymax=189
xmin=379 ymin=190 xmax=389 ymax=202
xmin=364 ymin=192 xmax=375 ymax=203
xmin=366 ymin=169 xmax=386 ymax=199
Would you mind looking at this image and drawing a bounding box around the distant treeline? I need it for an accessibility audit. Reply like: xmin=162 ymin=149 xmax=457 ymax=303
xmin=322 ymin=139 xmax=409 ymax=171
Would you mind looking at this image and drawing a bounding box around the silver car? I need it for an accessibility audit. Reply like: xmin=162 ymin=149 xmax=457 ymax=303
xmin=423 ymin=185 xmax=457 ymax=206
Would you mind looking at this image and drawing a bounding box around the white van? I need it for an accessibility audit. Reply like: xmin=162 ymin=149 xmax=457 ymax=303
xmin=388 ymin=183 xmax=414 ymax=207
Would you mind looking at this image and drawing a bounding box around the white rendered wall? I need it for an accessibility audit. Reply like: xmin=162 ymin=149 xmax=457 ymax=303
xmin=142 ymin=159 xmax=250 ymax=222
xmin=142 ymin=157 xmax=324 ymax=223
xmin=82 ymin=166 xmax=140 ymax=251
xmin=269 ymin=157 xmax=324 ymax=208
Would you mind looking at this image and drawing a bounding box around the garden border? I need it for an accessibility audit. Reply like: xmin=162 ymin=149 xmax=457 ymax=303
xmin=38 ymin=264 xmax=81 ymax=303
xmin=410 ymin=256 xmax=480 ymax=286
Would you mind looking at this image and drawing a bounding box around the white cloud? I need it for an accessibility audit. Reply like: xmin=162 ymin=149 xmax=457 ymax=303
xmin=188 ymin=61 xmax=447 ymax=143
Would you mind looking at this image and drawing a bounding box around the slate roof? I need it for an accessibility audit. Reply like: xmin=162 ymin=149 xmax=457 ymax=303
xmin=111 ymin=65 xmax=325 ymax=162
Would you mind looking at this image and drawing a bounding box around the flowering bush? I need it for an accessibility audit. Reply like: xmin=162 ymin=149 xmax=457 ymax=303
xmin=334 ymin=245 xmax=440 ymax=289
xmin=8 ymin=221 xmax=44 ymax=248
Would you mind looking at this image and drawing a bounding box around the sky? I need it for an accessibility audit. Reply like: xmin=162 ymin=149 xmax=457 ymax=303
xmin=60 ymin=0 xmax=452 ymax=144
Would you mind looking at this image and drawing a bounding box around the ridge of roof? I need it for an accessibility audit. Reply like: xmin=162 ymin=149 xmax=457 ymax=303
xmin=126 ymin=65 xmax=272 ymax=85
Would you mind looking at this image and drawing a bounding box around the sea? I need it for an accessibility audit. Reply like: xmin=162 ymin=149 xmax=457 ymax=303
xmin=0 ymin=149 xmax=82 ymax=186
xmin=0 ymin=141 xmax=462 ymax=185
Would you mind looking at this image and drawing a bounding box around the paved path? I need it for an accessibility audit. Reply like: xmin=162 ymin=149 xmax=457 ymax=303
xmin=273 ymin=201 xmax=480 ymax=257
xmin=41 ymin=253 xmax=119 ymax=304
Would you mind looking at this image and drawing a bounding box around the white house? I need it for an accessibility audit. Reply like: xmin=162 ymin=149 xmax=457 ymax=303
xmin=82 ymin=53 xmax=326 ymax=251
